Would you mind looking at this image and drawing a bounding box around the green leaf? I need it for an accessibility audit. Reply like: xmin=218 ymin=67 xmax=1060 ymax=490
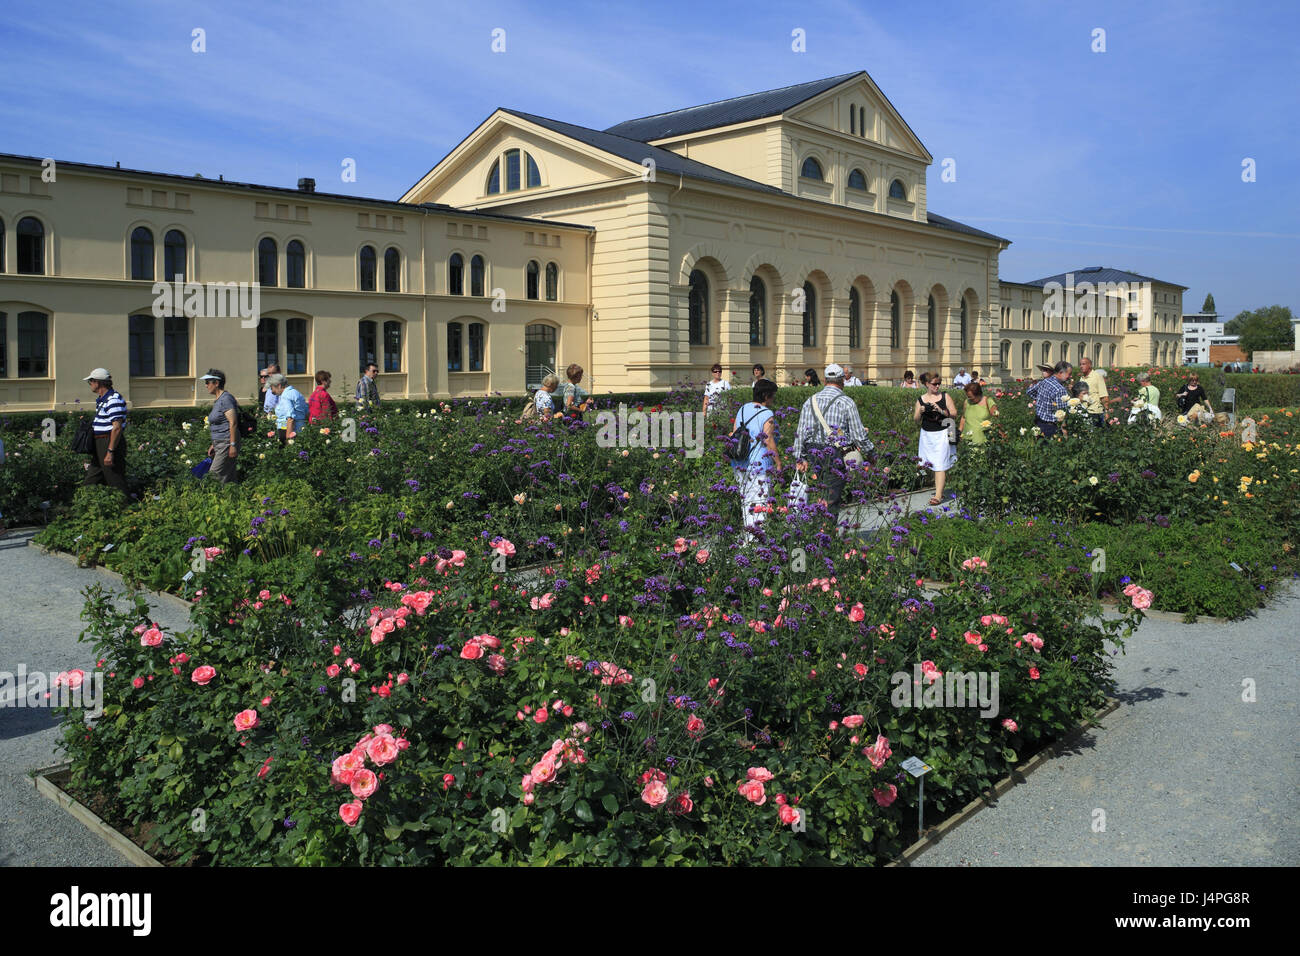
xmin=574 ymin=799 xmax=594 ymax=823
xmin=601 ymin=793 xmax=619 ymax=815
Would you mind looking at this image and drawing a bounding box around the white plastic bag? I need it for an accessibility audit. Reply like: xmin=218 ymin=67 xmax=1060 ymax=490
xmin=786 ymin=475 xmax=809 ymax=508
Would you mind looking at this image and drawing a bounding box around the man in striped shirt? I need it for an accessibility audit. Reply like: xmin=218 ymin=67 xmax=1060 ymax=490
xmin=793 ymin=363 xmax=874 ymax=522
xmin=84 ymin=367 xmax=128 ymax=494
xmin=1025 ymin=361 xmax=1072 ymax=437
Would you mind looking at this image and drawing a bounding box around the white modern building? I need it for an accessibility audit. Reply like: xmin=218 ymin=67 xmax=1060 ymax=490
xmin=1182 ymin=312 xmax=1223 ymax=364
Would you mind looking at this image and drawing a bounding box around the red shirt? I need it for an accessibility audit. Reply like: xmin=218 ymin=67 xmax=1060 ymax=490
xmin=308 ymin=386 xmax=338 ymax=424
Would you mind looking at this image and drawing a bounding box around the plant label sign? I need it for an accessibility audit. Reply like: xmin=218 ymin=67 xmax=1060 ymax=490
xmin=901 ymin=756 xmax=931 ymax=778
xmin=182 ymin=571 xmax=195 ymax=582
xmin=1229 ymin=562 xmax=1243 ymax=572
xmin=102 ymin=543 xmax=115 ymax=552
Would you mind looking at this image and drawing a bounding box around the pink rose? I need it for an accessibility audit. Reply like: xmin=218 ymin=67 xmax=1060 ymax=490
xmin=738 ymin=779 xmax=767 ymax=805
xmin=460 ymin=642 xmax=483 ymax=660
xmin=326 ymin=663 xmax=341 ymax=678
xmin=190 ymin=665 xmax=216 ymax=686
xmin=695 ymin=549 xmax=710 ymax=564
xmin=331 ymin=752 xmax=364 ymax=786
xmin=520 ymin=773 xmax=534 ymax=794
xmin=641 ymin=779 xmax=669 ymax=808
xmin=746 ymin=766 xmax=775 ymax=783
xmin=339 ymin=800 xmax=363 ymax=827
xmin=863 ymin=735 xmax=892 ymax=770
xmin=258 ymin=589 xmax=272 ymax=600
xmin=618 ymin=615 xmax=634 ymax=627
xmin=673 ymin=537 xmax=688 ymax=554
xmin=366 ymin=734 xmax=399 ymax=766
xmin=778 ymin=803 xmax=800 ymax=825
xmin=140 ymin=627 xmax=164 ymax=648
xmin=964 ymin=630 xmax=982 ymax=645
xmin=486 ymin=654 xmax=506 ymax=675
xmin=841 ymin=714 xmax=865 ymax=729
xmin=854 ymin=662 xmax=868 ymax=680
xmin=132 ymin=677 xmax=145 ymax=689
xmin=686 ymin=714 xmax=705 ymax=738
xmin=491 ymin=537 xmax=516 ymax=557
xmin=531 ymin=758 xmax=558 ymax=786
xmin=529 ymin=592 xmax=555 ymax=610
xmin=350 ymin=768 xmax=378 ymax=799
xmin=920 ymin=660 xmax=942 ymax=683
xmin=1132 ymin=588 xmax=1153 ymax=610
xmin=1002 ymin=718 xmax=1019 ymax=732
xmin=233 ymin=709 xmax=259 ymax=732
xmin=671 ymin=792 xmax=693 ymax=815
xmin=473 ymin=634 xmax=501 ymax=649
xmin=848 ymin=602 xmax=865 ymax=622
xmin=54 ymin=670 xmax=86 ymax=689
xmin=873 ymin=784 xmax=898 ymax=807
xmin=533 ymin=707 xmax=548 ymax=724
xmin=1028 ymin=666 xmax=1041 ymax=680
xmin=1122 ymin=583 xmax=1140 ymax=597
xmin=1024 ymin=633 xmax=1043 ymax=652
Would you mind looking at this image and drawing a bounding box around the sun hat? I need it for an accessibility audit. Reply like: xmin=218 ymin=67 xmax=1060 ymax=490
xmin=83 ymin=367 xmax=111 ymax=382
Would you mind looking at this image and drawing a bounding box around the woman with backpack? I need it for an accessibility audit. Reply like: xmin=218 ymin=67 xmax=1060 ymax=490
xmin=202 ymin=369 xmax=240 ymax=484
xmin=730 ymin=378 xmax=781 ymax=533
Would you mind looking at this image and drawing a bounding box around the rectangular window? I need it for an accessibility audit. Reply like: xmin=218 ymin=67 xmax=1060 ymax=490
xmin=506 ymin=150 xmax=521 ymax=191
xmin=358 ymin=321 xmax=377 ymax=370
xmin=383 ymin=321 xmax=401 ymax=373
xmin=257 ymin=318 xmax=279 ymax=371
xmin=447 ymin=322 xmax=463 ymax=372
xmin=129 ymin=315 xmax=156 ymax=377
xmin=286 ymin=318 xmax=307 ymax=375
xmin=468 ymin=323 xmax=484 ymax=371
xmin=17 ymin=312 xmax=49 ymax=377
xmin=163 ymin=316 xmax=189 ymax=376
xmin=0 ymin=312 xmax=6 ymax=377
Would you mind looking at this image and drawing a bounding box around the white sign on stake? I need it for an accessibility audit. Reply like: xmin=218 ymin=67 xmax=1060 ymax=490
xmin=1229 ymin=562 xmax=1243 ymax=572
xmin=901 ymin=756 xmax=932 ymax=778
xmin=901 ymin=755 xmax=933 ymax=837
xmin=102 ymin=543 xmax=115 ymax=552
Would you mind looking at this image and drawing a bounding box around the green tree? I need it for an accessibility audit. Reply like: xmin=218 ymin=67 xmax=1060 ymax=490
xmin=1201 ymin=293 xmax=1216 ymax=314
xmin=1233 ymin=305 xmax=1295 ymax=358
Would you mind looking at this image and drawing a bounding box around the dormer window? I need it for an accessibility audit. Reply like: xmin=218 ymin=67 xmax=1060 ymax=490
xmin=889 ymin=179 xmax=908 ymax=200
xmin=800 ymin=157 xmax=824 ymax=181
xmin=486 ymin=149 xmax=543 ymax=195
xmin=847 ymin=169 xmax=869 ymax=191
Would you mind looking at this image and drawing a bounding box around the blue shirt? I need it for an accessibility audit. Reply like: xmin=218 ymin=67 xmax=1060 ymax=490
xmin=732 ymin=402 xmax=776 ymax=473
xmin=92 ymin=389 xmax=128 ymax=433
xmin=1027 ymin=376 xmax=1068 ymax=422
xmin=275 ymin=386 xmax=308 ymax=430
xmin=535 ymin=389 xmax=555 ymax=413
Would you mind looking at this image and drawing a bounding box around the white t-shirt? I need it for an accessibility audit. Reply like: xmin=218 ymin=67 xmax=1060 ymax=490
xmin=844 ymin=375 xmax=863 ymax=387
xmin=953 ymin=373 xmax=972 ymax=386
xmin=704 ymin=378 xmax=732 ymax=411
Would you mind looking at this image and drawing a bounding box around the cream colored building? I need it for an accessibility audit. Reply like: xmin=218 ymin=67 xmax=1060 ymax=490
xmin=2 ymin=72 xmax=1187 ymax=412
xmin=996 ymin=268 xmax=1186 ymax=379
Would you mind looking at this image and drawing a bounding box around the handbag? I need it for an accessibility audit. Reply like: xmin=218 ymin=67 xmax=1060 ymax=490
xmin=70 ymin=417 xmax=96 ymax=455
xmin=786 ymin=475 xmax=809 ymax=507
xmin=943 ymin=417 xmax=960 ymax=446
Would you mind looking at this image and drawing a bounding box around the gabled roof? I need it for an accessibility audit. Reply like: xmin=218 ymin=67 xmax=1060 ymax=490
xmin=604 ymin=72 xmax=864 ymax=141
xmin=926 ymin=212 xmax=1006 ymax=243
xmin=499 ymin=108 xmax=785 ymax=195
xmin=1021 ymin=266 xmax=1188 ymax=290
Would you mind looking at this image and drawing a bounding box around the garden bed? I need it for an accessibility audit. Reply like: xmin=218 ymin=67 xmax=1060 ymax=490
xmin=31 ymin=764 xmax=165 ymax=867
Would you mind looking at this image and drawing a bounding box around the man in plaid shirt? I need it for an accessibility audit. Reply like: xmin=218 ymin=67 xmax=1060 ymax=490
xmin=1026 ymin=361 xmax=1072 ymax=437
xmin=794 ymin=363 xmax=873 ymax=522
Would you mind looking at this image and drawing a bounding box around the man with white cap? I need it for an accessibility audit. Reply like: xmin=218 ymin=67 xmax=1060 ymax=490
xmin=793 ymin=363 xmax=873 ymax=524
xmin=84 ymin=367 xmax=128 ymax=494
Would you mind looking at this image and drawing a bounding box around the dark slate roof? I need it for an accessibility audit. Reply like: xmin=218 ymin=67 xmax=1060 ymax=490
xmin=500 ymin=109 xmax=785 ymax=195
xmin=0 ymin=151 xmax=593 ymax=230
xmin=926 ymin=211 xmax=1007 ymax=243
xmin=1020 ymin=265 xmax=1188 ymax=290
xmin=604 ymin=72 xmax=864 ymax=141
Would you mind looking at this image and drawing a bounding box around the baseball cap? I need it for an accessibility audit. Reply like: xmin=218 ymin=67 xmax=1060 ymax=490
xmin=83 ymin=367 xmax=111 ymax=382
xmin=824 ymin=363 xmax=844 ymax=379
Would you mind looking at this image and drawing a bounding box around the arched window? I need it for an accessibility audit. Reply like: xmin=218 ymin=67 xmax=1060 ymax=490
xmin=130 ymin=227 xmax=154 ymax=281
xmin=688 ymin=269 xmax=709 ymax=345
xmin=258 ymin=237 xmax=277 ymax=287
xmin=129 ymin=315 xmax=155 ymax=376
xmin=1001 ymin=340 xmax=1012 ymax=370
xmin=800 ymin=157 xmax=824 ymax=181
xmin=1022 ymin=341 xmax=1031 ymax=372
xmin=1094 ymin=342 xmax=1103 ymax=365
xmin=749 ymin=275 xmax=766 ymax=347
xmin=801 ymin=281 xmax=817 ymax=348
xmin=359 ymin=245 xmax=376 ymax=291
xmin=384 ymin=247 xmax=400 ymax=292
xmin=859 ymin=106 xmax=866 ymax=136
xmin=286 ymin=240 xmax=305 ymax=288
xmin=890 ymin=290 xmax=901 ymax=349
xmin=449 ymin=253 xmax=464 ymax=295
xmin=470 ymin=255 xmax=485 ymax=296
xmin=849 ymin=287 xmax=861 ymax=349
xmin=847 ymin=169 xmax=868 ymax=191
xmin=383 ymin=320 xmax=402 ymax=372
xmin=1109 ymin=344 xmax=1117 ymax=367
xmin=526 ymin=260 xmax=540 ymax=300
xmin=1042 ymin=342 xmax=1051 ymax=366
xmin=1060 ymin=341 xmax=1069 ymax=363
xmin=447 ymin=322 xmax=463 ymax=372
xmin=17 ymin=217 xmax=44 ymax=275
xmin=468 ymin=322 xmax=485 ymax=371
xmin=286 ymin=317 xmax=307 ymax=374
xmin=358 ymin=320 xmax=377 ymax=370
xmin=927 ymin=295 xmax=936 ymax=350
xmin=486 ymin=161 xmax=501 ymax=195
xmin=1078 ymin=343 xmax=1087 ymax=366
xmin=164 ymin=229 xmax=187 ymax=282
xmin=257 ymin=318 xmax=279 ymax=371
xmin=527 ymin=155 xmax=541 ymax=188
xmin=960 ymin=298 xmax=969 ymax=351
xmin=889 ymin=179 xmax=907 ymax=200
xmin=505 ymin=150 xmax=522 ymax=192
xmin=545 ymin=262 xmax=558 ymax=301
xmin=17 ymin=311 xmax=49 ymax=376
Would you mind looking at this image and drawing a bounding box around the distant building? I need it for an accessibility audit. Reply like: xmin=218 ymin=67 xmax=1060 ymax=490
xmin=1182 ymin=312 xmax=1222 ymax=364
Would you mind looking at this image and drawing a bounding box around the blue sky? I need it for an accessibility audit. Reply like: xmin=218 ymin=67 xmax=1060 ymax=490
xmin=3 ymin=0 xmax=1297 ymax=320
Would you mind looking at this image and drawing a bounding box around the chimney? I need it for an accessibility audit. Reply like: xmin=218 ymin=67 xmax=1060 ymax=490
xmin=297 ymin=177 xmax=316 ymax=193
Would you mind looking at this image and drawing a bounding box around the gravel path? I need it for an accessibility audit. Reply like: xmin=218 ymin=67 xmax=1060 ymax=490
xmin=913 ymin=582 xmax=1300 ymax=866
xmin=0 ymin=530 xmax=192 ymax=867
xmin=2 ymin=529 xmax=1296 ymax=867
